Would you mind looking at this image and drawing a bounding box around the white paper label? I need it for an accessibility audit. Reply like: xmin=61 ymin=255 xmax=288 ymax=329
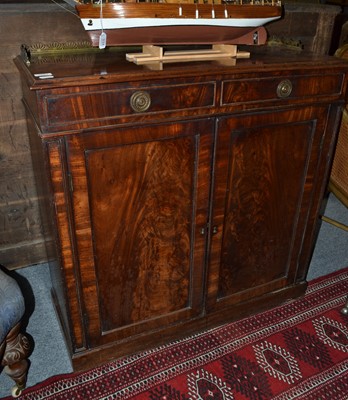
xmin=99 ymin=32 xmax=107 ymax=49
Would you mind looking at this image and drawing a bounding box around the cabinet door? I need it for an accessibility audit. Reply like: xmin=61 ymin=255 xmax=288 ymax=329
xmin=65 ymin=120 xmax=213 ymax=347
xmin=206 ymin=106 xmax=336 ymax=311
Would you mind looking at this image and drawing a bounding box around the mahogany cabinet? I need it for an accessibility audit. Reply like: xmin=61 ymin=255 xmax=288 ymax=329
xmin=15 ymin=46 xmax=348 ymax=371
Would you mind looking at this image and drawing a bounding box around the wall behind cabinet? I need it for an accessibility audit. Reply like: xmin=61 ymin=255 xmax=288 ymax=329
xmin=0 ymin=2 xmax=87 ymax=268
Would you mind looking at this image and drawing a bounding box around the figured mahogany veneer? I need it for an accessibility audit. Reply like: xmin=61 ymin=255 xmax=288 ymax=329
xmin=15 ymin=46 xmax=348 ymax=371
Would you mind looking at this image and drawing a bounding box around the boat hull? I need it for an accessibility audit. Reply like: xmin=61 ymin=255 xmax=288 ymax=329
xmin=86 ymin=25 xmax=268 ymax=47
xmin=75 ymin=2 xmax=282 ymax=47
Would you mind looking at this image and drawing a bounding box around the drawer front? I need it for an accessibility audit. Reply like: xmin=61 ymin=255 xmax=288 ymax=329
xmin=43 ymin=82 xmax=215 ymax=129
xmin=221 ymin=74 xmax=344 ymax=107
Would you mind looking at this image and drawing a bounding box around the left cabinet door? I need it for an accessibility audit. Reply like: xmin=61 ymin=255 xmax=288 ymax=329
xmin=65 ymin=119 xmax=214 ymax=348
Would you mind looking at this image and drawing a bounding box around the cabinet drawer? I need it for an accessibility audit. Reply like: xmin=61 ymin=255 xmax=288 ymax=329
xmin=43 ymin=82 xmax=215 ymax=129
xmin=221 ymin=74 xmax=344 ymax=107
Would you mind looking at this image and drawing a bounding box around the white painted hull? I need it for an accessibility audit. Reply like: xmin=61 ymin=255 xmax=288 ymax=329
xmin=81 ymin=16 xmax=280 ymax=31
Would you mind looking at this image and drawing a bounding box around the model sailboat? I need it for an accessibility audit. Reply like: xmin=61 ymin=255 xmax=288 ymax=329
xmin=64 ymin=0 xmax=282 ymax=47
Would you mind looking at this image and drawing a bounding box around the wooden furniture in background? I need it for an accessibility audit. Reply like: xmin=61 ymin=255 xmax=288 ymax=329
xmin=321 ymin=44 xmax=348 ymax=232
xmin=322 ymin=108 xmax=348 ymax=232
xmin=331 ymin=107 xmax=348 ymax=207
xmin=325 ymin=44 xmax=348 ymax=314
xmin=266 ymin=2 xmax=341 ymax=55
xmin=15 ymin=45 xmax=348 ymax=371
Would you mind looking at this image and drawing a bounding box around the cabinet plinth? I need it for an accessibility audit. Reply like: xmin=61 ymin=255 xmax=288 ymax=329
xmin=15 ymin=47 xmax=348 ymax=371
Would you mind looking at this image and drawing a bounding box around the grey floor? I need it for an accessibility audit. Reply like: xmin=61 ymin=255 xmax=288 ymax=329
xmin=0 ymin=193 xmax=348 ymax=398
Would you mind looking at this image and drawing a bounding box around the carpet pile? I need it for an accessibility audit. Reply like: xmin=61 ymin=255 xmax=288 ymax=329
xmin=5 ymin=268 xmax=348 ymax=400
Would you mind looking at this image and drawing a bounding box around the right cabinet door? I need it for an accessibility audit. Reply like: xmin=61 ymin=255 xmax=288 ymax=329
xmin=206 ymin=105 xmax=337 ymax=311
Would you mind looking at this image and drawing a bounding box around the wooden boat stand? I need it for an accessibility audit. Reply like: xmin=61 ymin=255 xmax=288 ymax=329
xmin=126 ymin=44 xmax=250 ymax=65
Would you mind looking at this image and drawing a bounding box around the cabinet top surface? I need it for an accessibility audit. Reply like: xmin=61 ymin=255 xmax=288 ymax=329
xmin=15 ymin=45 xmax=348 ymax=89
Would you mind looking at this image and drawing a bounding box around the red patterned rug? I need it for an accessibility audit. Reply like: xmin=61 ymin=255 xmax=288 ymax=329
xmin=6 ymin=268 xmax=348 ymax=400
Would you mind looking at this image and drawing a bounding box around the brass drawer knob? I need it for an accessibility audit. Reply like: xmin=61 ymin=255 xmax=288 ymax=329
xmin=277 ymin=80 xmax=293 ymax=98
xmin=130 ymin=91 xmax=151 ymax=113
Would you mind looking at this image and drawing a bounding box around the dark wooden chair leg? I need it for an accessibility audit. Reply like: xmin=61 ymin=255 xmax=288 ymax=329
xmin=1 ymin=322 xmax=31 ymax=397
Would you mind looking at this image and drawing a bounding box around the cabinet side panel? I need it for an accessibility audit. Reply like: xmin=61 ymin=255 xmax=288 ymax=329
xmin=25 ymin=117 xmax=84 ymax=353
xmin=45 ymin=141 xmax=86 ymax=352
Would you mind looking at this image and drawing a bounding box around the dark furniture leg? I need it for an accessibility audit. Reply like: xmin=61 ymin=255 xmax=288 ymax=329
xmin=1 ymin=322 xmax=31 ymax=397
